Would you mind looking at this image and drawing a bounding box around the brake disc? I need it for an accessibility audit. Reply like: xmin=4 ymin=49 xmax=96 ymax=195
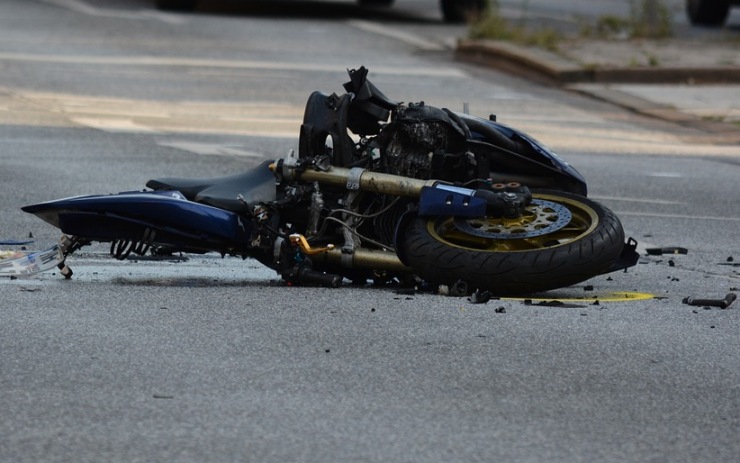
xmin=452 ymin=199 xmax=572 ymax=240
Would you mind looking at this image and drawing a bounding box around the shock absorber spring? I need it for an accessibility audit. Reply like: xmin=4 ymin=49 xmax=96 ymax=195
xmin=109 ymin=228 xmax=157 ymax=260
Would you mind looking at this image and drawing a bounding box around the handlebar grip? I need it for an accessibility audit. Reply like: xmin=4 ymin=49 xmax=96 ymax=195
xmin=298 ymin=267 xmax=343 ymax=288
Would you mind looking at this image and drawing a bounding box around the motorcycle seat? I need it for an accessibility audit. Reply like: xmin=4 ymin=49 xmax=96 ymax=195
xmin=146 ymin=160 xmax=276 ymax=213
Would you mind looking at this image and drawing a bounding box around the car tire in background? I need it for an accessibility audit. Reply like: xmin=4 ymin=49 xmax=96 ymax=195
xmin=155 ymin=0 xmax=486 ymax=23
xmin=686 ymin=0 xmax=730 ymax=26
xmin=358 ymin=0 xmax=395 ymax=6
xmin=440 ymin=0 xmax=485 ymax=23
xmin=156 ymin=0 xmax=197 ymax=10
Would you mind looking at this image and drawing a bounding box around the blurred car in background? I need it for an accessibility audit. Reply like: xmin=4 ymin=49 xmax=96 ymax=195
xmin=686 ymin=0 xmax=739 ymax=26
xmin=155 ymin=0 xmax=485 ymax=23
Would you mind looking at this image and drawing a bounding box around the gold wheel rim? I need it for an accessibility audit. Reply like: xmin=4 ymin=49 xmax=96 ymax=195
xmin=427 ymin=193 xmax=599 ymax=252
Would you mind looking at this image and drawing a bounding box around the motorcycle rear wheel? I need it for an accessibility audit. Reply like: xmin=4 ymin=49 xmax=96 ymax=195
xmin=400 ymin=191 xmax=625 ymax=294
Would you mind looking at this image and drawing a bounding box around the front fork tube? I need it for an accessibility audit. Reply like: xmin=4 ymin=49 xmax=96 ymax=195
xmin=272 ymin=161 xmax=438 ymax=198
xmin=273 ymin=161 xmax=431 ymax=285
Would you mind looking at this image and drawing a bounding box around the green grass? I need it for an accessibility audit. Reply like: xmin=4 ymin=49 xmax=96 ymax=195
xmin=470 ymin=0 xmax=673 ymax=49
xmin=469 ymin=10 xmax=561 ymax=52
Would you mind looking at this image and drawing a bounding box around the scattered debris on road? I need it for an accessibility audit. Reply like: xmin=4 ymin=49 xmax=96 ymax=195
xmin=682 ymin=293 xmax=737 ymax=310
xmin=646 ymin=247 xmax=689 ymax=256
xmin=468 ymin=290 xmax=492 ymax=304
xmin=0 ymin=239 xmax=33 ymax=246
xmin=524 ymin=299 xmax=587 ymax=309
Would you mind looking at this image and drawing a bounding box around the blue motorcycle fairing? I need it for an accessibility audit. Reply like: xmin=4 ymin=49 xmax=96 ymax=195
xmin=456 ymin=112 xmax=588 ymax=196
xmin=22 ymin=191 xmax=252 ymax=252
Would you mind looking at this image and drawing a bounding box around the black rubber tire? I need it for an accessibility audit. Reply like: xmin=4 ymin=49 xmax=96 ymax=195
xmin=686 ymin=0 xmax=730 ymax=26
xmin=440 ymin=0 xmax=485 ymax=23
xmin=156 ymin=0 xmax=198 ymax=11
xmin=399 ymin=191 xmax=626 ymax=295
xmin=358 ymin=0 xmax=395 ymax=6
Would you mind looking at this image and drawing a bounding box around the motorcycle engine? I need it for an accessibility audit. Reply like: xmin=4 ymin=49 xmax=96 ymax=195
xmin=382 ymin=102 xmax=468 ymax=180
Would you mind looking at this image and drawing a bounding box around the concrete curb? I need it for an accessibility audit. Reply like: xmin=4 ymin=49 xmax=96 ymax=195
xmin=568 ymin=84 xmax=740 ymax=140
xmin=456 ymin=40 xmax=587 ymax=85
xmin=456 ymin=39 xmax=740 ymax=85
xmin=456 ymin=39 xmax=740 ymax=138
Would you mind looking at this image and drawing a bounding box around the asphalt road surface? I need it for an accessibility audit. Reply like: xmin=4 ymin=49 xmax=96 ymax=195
xmin=1 ymin=1 xmax=739 ymax=462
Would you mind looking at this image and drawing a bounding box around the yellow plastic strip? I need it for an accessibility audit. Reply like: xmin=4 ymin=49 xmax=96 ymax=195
xmin=502 ymin=291 xmax=655 ymax=303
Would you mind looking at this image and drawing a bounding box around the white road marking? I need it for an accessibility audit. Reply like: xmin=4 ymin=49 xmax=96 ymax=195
xmin=590 ymin=195 xmax=684 ymax=205
xmin=616 ymin=211 xmax=740 ymax=222
xmin=157 ymin=141 xmax=264 ymax=157
xmin=645 ymin=172 xmax=684 ymax=178
xmin=515 ymin=121 xmax=740 ymax=157
xmin=0 ymin=52 xmax=466 ymax=78
xmin=347 ymin=20 xmax=448 ymax=52
xmin=40 ymin=0 xmax=187 ymax=24
xmin=71 ymin=117 xmax=161 ymax=133
xmin=6 ymin=89 xmax=304 ymax=136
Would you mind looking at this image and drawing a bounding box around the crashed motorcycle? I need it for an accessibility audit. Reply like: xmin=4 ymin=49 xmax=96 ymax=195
xmin=21 ymin=67 xmax=638 ymax=294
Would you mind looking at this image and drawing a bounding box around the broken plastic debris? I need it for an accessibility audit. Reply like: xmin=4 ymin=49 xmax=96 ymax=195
xmin=524 ymin=299 xmax=587 ymax=308
xmin=0 ymin=245 xmax=65 ymax=277
xmin=718 ymin=261 xmax=740 ymax=267
xmin=0 ymin=250 xmax=25 ymax=260
xmin=450 ymin=279 xmax=469 ymax=297
xmin=468 ymin=290 xmax=491 ymax=304
xmin=645 ymin=247 xmax=688 ymax=256
xmin=682 ymin=293 xmax=736 ymax=310
xmin=0 ymin=240 xmax=34 ymax=246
